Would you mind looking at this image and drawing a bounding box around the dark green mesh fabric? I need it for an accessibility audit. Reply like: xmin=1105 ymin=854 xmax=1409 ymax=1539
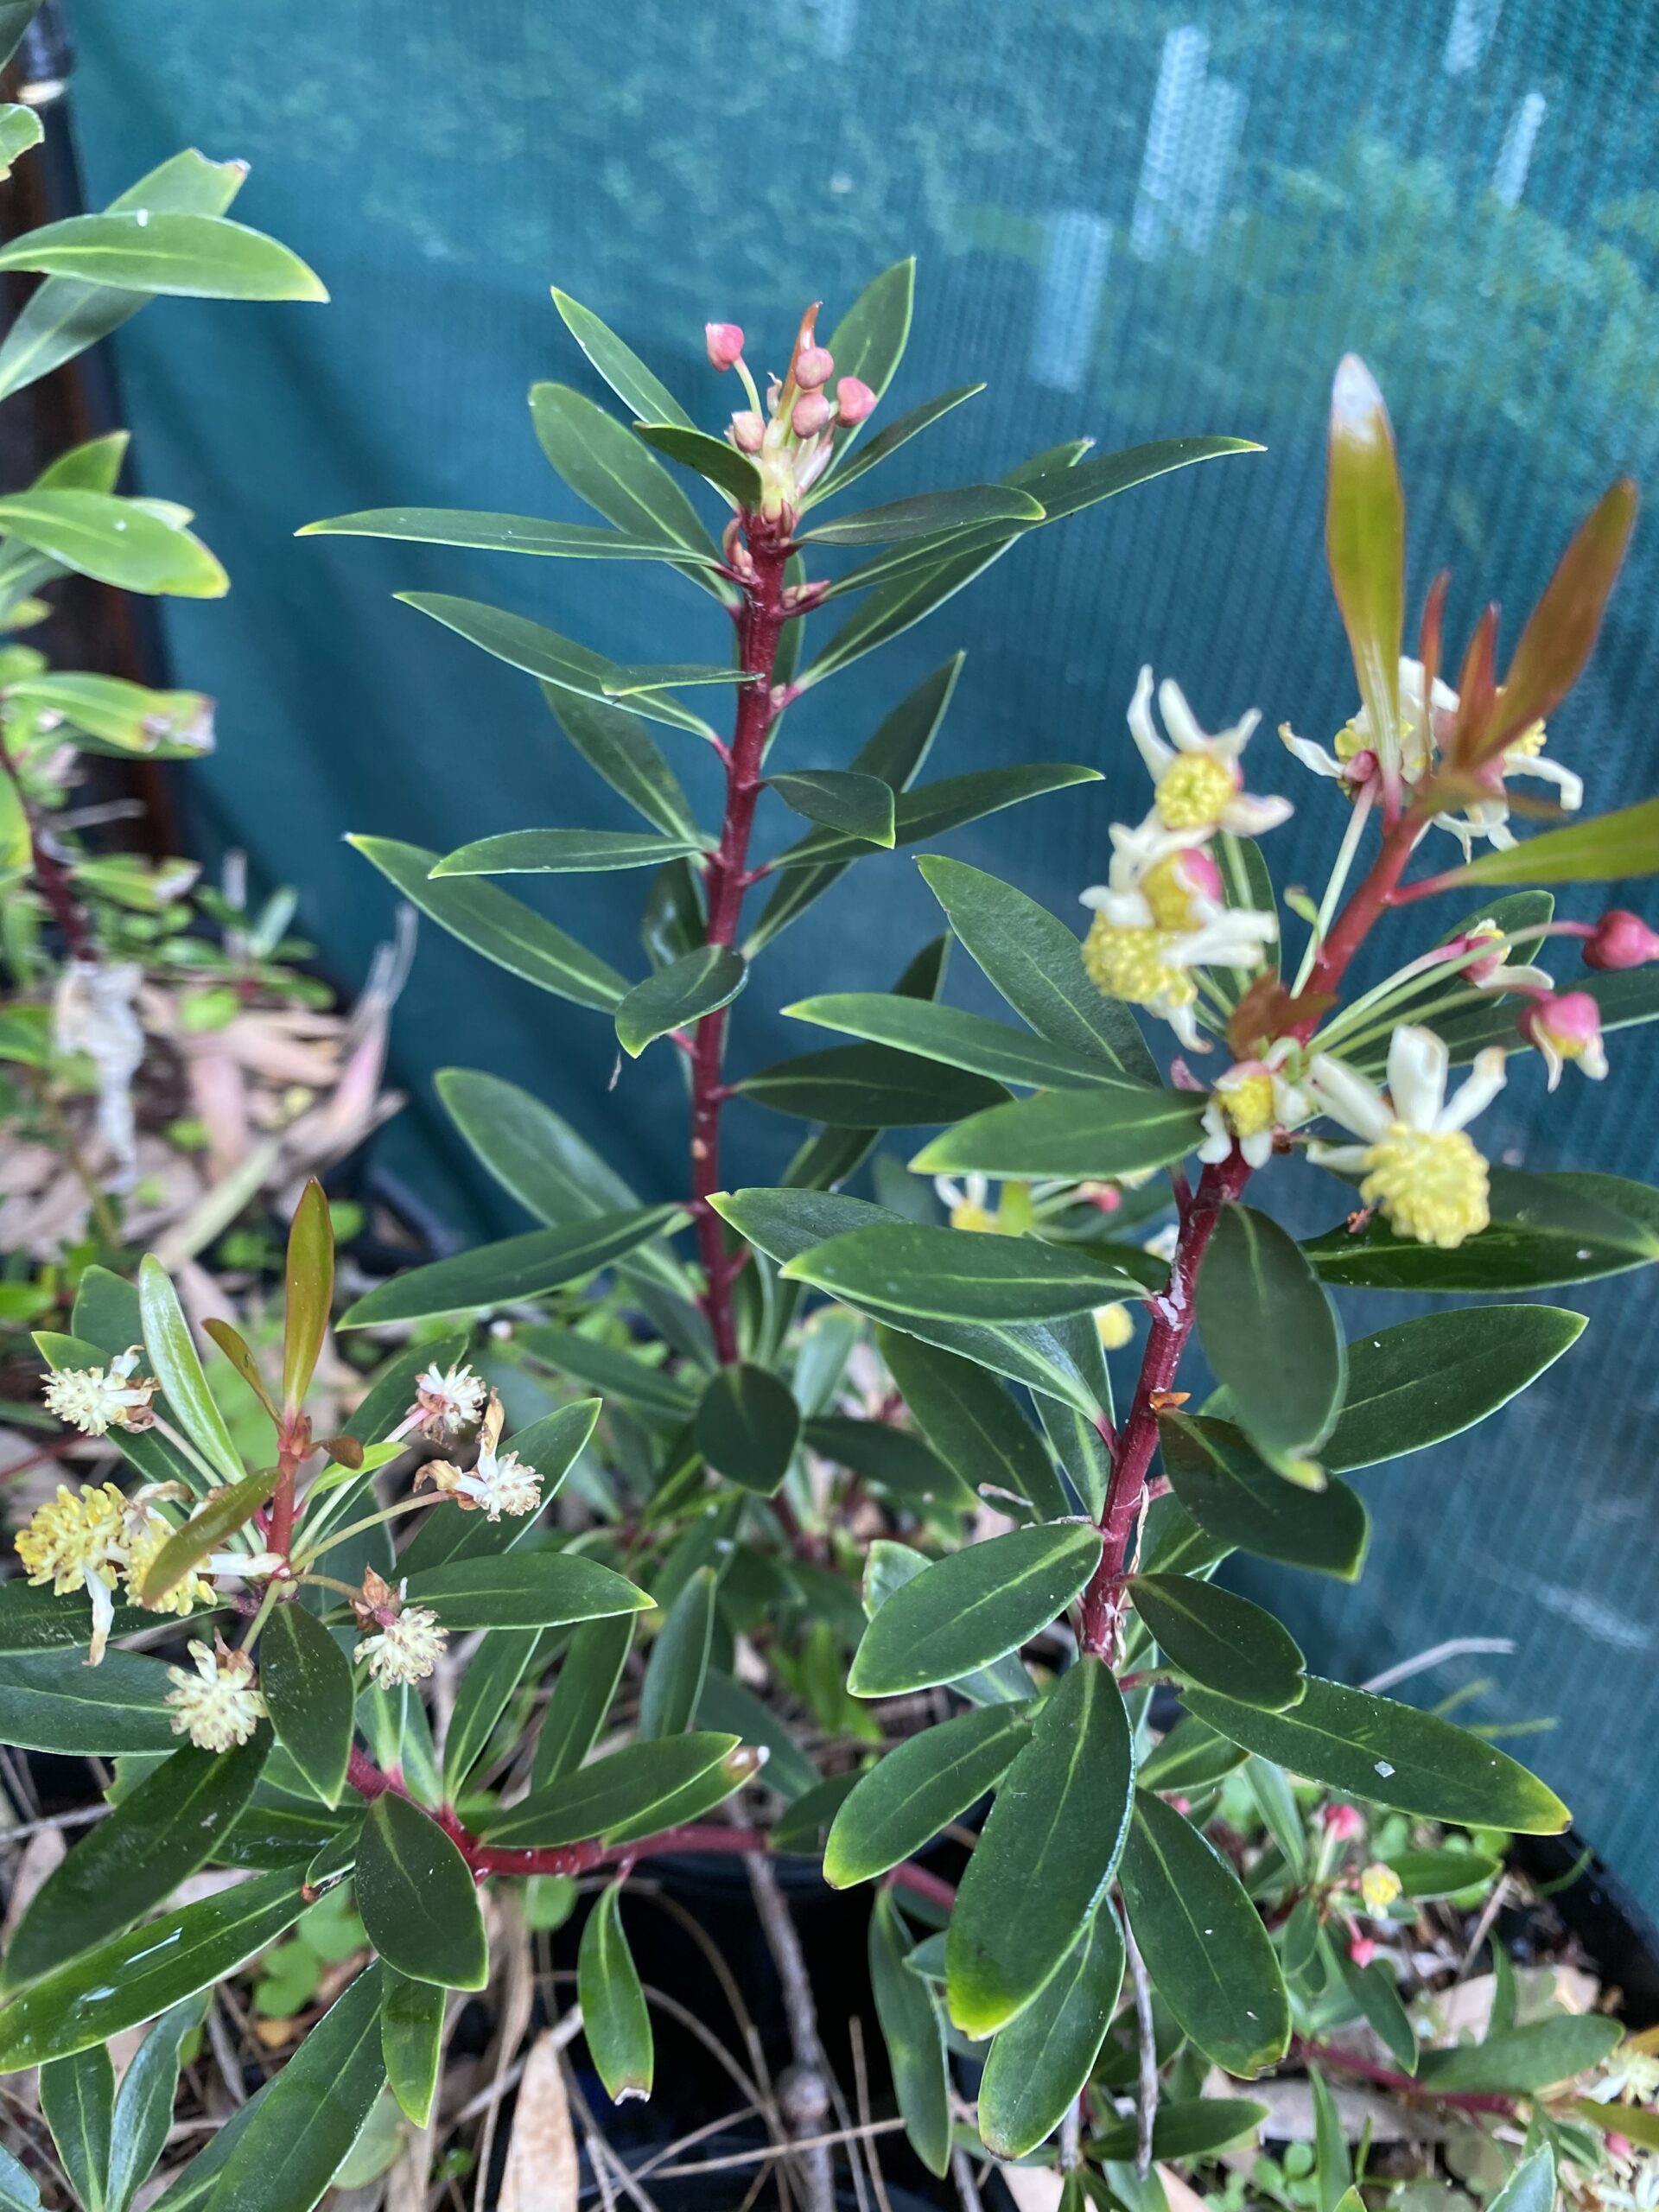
xmin=71 ymin=1 xmax=1659 ymax=1910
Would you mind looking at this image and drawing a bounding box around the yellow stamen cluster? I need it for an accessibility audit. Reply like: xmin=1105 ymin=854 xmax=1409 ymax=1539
xmin=16 ymin=1482 xmax=128 ymax=1596
xmin=1081 ymin=915 xmax=1196 ymax=1012
xmin=1217 ymin=1071 xmax=1277 ymax=1140
xmin=124 ymin=1521 xmax=214 ymax=1618
xmin=1154 ymin=753 xmax=1237 ymax=832
xmin=165 ymin=1637 xmax=265 ymax=1751
xmin=1095 ymin=1304 xmax=1135 ymax=1351
xmin=1360 ymin=1862 xmax=1403 ymax=1913
xmin=355 ymin=1605 xmax=447 ymax=1688
xmin=948 ymin=1199 xmax=1000 ymax=1234
xmin=1360 ymin=1124 xmax=1490 ymax=1249
xmin=1137 ymin=852 xmax=1204 ymax=929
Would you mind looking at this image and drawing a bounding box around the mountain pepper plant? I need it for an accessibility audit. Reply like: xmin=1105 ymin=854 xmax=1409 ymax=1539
xmin=2 ymin=246 xmax=1658 ymax=2212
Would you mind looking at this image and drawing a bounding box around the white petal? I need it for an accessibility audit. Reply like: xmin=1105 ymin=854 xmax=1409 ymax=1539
xmin=1197 ymin=1126 xmax=1232 ymax=1164
xmin=1439 ymin=1045 xmax=1507 ymax=1132
xmin=1278 ymin=725 xmax=1347 ymax=781
xmin=1306 ymin=1141 xmax=1372 ymax=1173
xmin=1220 ymin=791 xmax=1294 ymax=836
xmin=1306 ymin=1053 xmax=1394 ymax=1142
xmin=1164 ymin=998 xmax=1210 ymax=1052
xmin=1242 ymin=1131 xmax=1275 ymax=1167
xmin=1508 ymin=753 xmax=1584 ymax=810
xmin=1127 ymin=665 xmax=1173 ymax=778
xmin=1155 ymin=675 xmax=1211 ymax=756
xmin=1581 ymin=1036 xmax=1610 ymax=1080
xmin=86 ymin=1570 xmax=114 ymax=1669
xmin=1387 ymin=1025 xmax=1449 ymax=1130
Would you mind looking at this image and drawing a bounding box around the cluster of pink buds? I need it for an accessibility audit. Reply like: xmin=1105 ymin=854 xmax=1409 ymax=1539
xmin=705 ymin=307 xmax=876 ymax=523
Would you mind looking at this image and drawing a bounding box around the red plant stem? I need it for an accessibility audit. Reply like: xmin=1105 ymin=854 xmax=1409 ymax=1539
xmin=266 ymin=1421 xmax=310 ymax=1567
xmin=1292 ymin=810 xmax=1422 ymax=1033
xmin=1293 ymin=2037 xmax=1513 ymax=2116
xmin=690 ymin=518 xmax=793 ymax=1364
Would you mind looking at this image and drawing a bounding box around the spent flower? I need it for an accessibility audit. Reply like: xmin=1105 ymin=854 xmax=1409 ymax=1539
xmin=41 ymin=1347 xmax=157 ymax=1435
xmin=416 ymin=1394 xmax=543 ymax=1519
xmin=164 ymin=1635 xmax=265 ymax=1751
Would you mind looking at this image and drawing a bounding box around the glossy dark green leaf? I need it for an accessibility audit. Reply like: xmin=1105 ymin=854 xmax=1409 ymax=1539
xmin=41 ymin=2045 xmax=112 ymax=2212
xmin=825 ymin=1703 xmax=1031 ymax=1886
xmin=1305 ymin=1168 xmax=1659 ymax=1291
xmin=1118 ymin=1787 xmax=1291 ymax=2075
xmin=105 ymin=1996 xmax=208 ymax=2212
xmin=1198 ymin=1205 xmax=1345 ymax=1462
xmin=543 ymin=685 xmax=701 ymax=841
xmin=746 ymin=658 xmax=961 ymax=952
xmin=804 ymin=1413 xmax=974 ymax=1514
xmin=1325 ymin=1306 xmax=1584 ymax=1471
xmin=259 ymin=1599 xmax=353 ymax=1808
xmin=804 ymin=483 xmax=1044 ymax=546
xmin=785 ymin=1221 xmax=1142 ymax=1325
xmin=625 ymin=416 xmax=755 ymax=504
xmin=1388 ymin=1847 xmax=1501 ymax=1898
xmin=1335 ymin=1942 xmax=1417 ymax=2074
xmin=869 ymin=1889 xmax=950 ymax=2175
xmin=912 ymin=1083 xmax=1204 ymax=1183
xmin=379 ymin=1968 xmax=444 ymax=2127
xmin=442 ymin=1629 xmax=544 ymax=1794
xmin=1161 ymin=1414 xmax=1370 ymax=1580
xmin=339 ymin=1205 xmax=685 ymax=1327
xmin=785 ymin=991 xmax=1122 ymax=1090
xmin=0 ymin=209 xmax=324 ymax=299
xmin=767 ymin=769 xmax=895 ymax=847
xmin=300 ymin=505 xmax=718 ymax=566
xmin=849 ymin=1522 xmax=1098 ymax=1697
xmin=947 ymin=1659 xmax=1133 ymax=2038
xmin=877 ymin=1325 xmax=1070 ymax=1523
xmin=739 ymin=1039 xmax=1007 ymax=1128
xmin=0 ymin=1648 xmax=178 ymax=1754
xmin=1130 ymin=1574 xmax=1306 ymax=1710
xmin=1180 ymin=1676 xmax=1570 ymax=1832
xmin=694 ymin=1361 xmax=801 ymax=1495
xmin=1089 ymin=2098 xmax=1270 ymax=2164
xmin=550 ymin=287 xmax=693 ymax=428
xmin=531 ymin=1614 xmax=634 ymax=1788
xmin=517 ymin=1326 xmax=694 ymax=1414
xmin=696 ymin=1670 xmax=819 ymax=1800
xmin=0 ymin=1872 xmax=304 ymax=2073
xmin=615 ymin=945 xmax=746 ymax=1057
xmin=580 ymin=1882 xmax=652 ymax=2103
xmin=768 ymin=763 xmax=1102 ymax=870
xmin=530 ymin=380 xmax=721 ymax=579
xmin=433 ymin=826 xmax=707 ymax=877
xmin=404 ymin=1551 xmax=648 ymax=1631
xmin=357 ymin=1791 xmax=488 ymax=1990
xmin=1139 ymin=1715 xmax=1250 ymax=1794
xmin=817 ymin=383 xmax=983 ymax=497
xmin=861 ymin=1542 xmax=1033 ymax=1707
xmin=200 ymin=1967 xmax=384 ymax=2212
xmin=639 ymin=1566 xmax=715 ymax=1739
xmin=979 ymin=1906 xmax=1126 ymax=2159
xmin=482 ymin=1732 xmax=743 ymax=1847
xmin=1416 ymin=2013 xmax=1622 ymax=2094
xmin=0 ymin=1580 xmax=203 ymax=1658
xmin=3 ymin=1732 xmax=269 ymax=1992
xmin=350 ymin=835 xmax=630 ymax=1009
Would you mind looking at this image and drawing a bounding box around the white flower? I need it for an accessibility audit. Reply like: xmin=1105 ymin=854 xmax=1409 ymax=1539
xmin=1198 ymin=1041 xmax=1313 ymax=1168
xmin=355 ymin=1599 xmax=448 ymax=1688
xmin=1080 ymin=829 xmax=1278 ymax=1052
xmin=1305 ymin=1025 xmax=1507 ymax=1249
xmin=406 ymin=1361 xmax=487 ymax=1440
xmin=1127 ymin=666 xmax=1293 ymax=839
xmin=933 ymin=1173 xmax=998 ymax=1232
xmin=165 ymin=1637 xmax=266 ymax=1751
xmin=415 ymin=1394 xmax=543 ymax=1520
xmin=41 ymin=1347 xmax=156 ymax=1435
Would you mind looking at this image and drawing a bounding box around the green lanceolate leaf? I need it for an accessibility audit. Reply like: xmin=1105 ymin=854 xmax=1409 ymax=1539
xmin=348 ymin=835 xmax=631 ymax=1009
xmin=825 ymin=257 xmax=915 ymax=416
xmin=768 ymin=764 xmax=1102 ymax=870
xmin=694 ymin=1361 xmax=801 ymax=1495
xmin=615 ymin=944 xmax=746 ymax=1057
xmin=768 ymin=768 xmax=896 ymax=846
xmin=978 ymin=1905 xmax=1126 ymax=2159
xmin=433 ymin=826 xmax=708 ymax=876
xmin=784 ymin=1221 xmax=1143 ymax=1325
xmin=260 ymin=1599 xmax=353 ymax=1807
xmin=356 ymin=1791 xmax=488 ymax=1990
xmin=739 ymin=1040 xmax=1007 ymax=1127
xmin=920 ymin=855 xmax=1158 ymax=1083
xmin=339 ymin=1205 xmax=685 ymax=1327
xmin=947 ymin=1658 xmax=1133 ymax=2039
xmin=0 ymin=209 xmax=325 ymax=299
xmin=545 ymin=686 xmax=701 ymax=840
xmin=877 ymin=1326 xmax=1070 ymax=1523
xmin=550 ymin=287 xmax=694 ymax=429
xmin=532 ymin=1614 xmax=634 ymax=1788
xmin=300 ymin=506 xmax=719 ymax=566
xmin=803 ymin=483 xmax=1044 ymax=545
xmin=1416 ymin=2014 xmax=1623 ymax=2094
xmin=200 ymin=1967 xmax=384 ymax=2212
xmin=0 ymin=104 xmax=43 ymax=180
xmin=0 ymin=1579 xmax=202 ymax=1658
xmin=530 ymin=379 xmax=720 ymax=560
xmin=0 ymin=1872 xmax=304 ymax=2073
xmin=825 ymin=1703 xmax=1032 ymax=1885
xmin=41 ymin=2046 xmax=112 ymax=2210
xmin=817 ymin=384 xmax=983 ymax=497
xmin=404 ymin=1551 xmax=649 ymax=1632
xmin=381 ymin=1968 xmax=445 ymax=2126
xmin=483 ymin=1732 xmax=744 ymax=1847
xmin=803 ymin=1414 xmax=975 ymax=1515
xmin=785 ymin=991 xmax=1122 ymax=1090
xmin=1161 ymin=1414 xmax=1370 ymax=1579
xmin=861 ymin=1540 xmax=1032 ymax=1706
xmin=1440 ymin=797 xmax=1659 ymax=889
xmin=0 ymin=1648 xmax=178 ymax=1754
xmin=1334 ymin=1942 xmax=1417 ymax=2074
xmin=1119 ymin=1787 xmax=1291 ymax=2075
xmin=105 ymin=1996 xmax=208 ymax=2212
xmin=0 ymin=486 xmax=226 ymax=596
xmin=443 ymin=1629 xmax=544 ymax=1794
xmin=696 ymin=1673 xmax=818 ymax=1799
xmin=579 ymin=1883 xmax=653 ymax=2103
xmin=138 ymin=1255 xmax=244 ymax=1484
xmin=869 ymin=1888 xmax=950 ymax=2174
xmin=1089 ymin=2098 xmax=1270 ymax=2164
xmin=849 ymin=1522 xmax=1099 ymax=1697
xmin=1305 ymin=1167 xmax=1659 ymax=1291
xmin=282 ymin=1179 xmax=333 ymax=1416
xmin=139 ymin=1466 xmax=283 ymax=1607
xmin=1198 ymin=1205 xmax=1345 ymax=1463
xmin=3 ymin=1733 xmax=269 ymax=1991
xmin=1487 ymin=2149 xmax=1560 ymax=2212
xmin=639 ymin=1566 xmax=715 ymax=1739
xmin=632 ymin=418 xmax=760 ymax=505
xmin=1325 ymin=1305 xmax=1585 ymax=1471
xmin=1387 ymin=1847 xmax=1501 ymax=1898
xmin=912 ymin=1083 xmax=1204 ymax=1183
xmin=1130 ymin=1574 xmax=1306 ymax=1710
xmin=1325 ymin=356 xmax=1404 ymax=768
xmin=1179 ymin=1676 xmax=1571 ymax=1831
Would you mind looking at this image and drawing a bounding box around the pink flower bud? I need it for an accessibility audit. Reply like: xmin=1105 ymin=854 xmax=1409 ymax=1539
xmin=1520 ymin=989 xmax=1608 ymax=1089
xmin=791 ymin=391 xmax=833 ymax=437
xmin=1347 ymin=1936 xmax=1377 ymax=1969
xmin=1323 ymin=1802 xmax=1364 ymax=1841
xmin=1346 ymin=747 xmax=1379 ymax=785
xmin=1585 ymin=909 xmax=1659 ymax=971
xmin=836 ymin=376 xmax=877 ymax=426
xmin=794 ymin=345 xmax=834 ymax=391
xmin=1607 ymin=2136 xmax=1633 ymax=2162
xmin=1170 ymin=1796 xmax=1192 ymax=1815
xmin=705 ymin=321 xmax=746 ymax=370
xmin=729 ymin=411 xmax=765 ymax=453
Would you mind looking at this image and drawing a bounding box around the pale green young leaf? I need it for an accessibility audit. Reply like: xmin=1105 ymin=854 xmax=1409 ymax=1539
xmin=0 ymin=491 xmax=225 ymax=598
xmin=137 ymin=1256 xmax=244 ymax=1484
xmin=0 ymin=210 xmax=326 ymax=299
